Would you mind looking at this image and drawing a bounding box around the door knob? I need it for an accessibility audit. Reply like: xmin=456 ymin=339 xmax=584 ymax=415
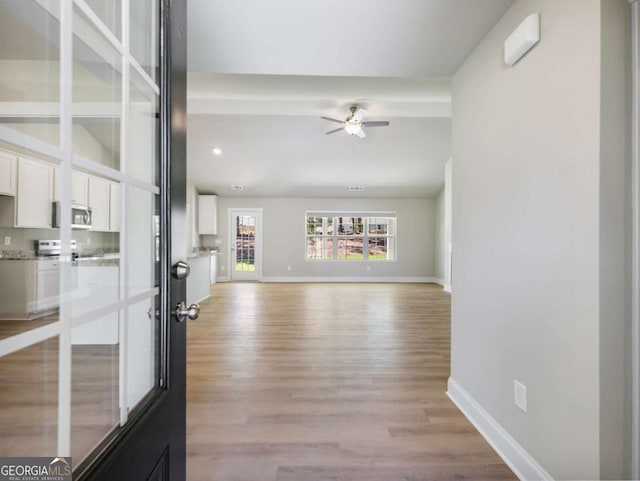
xmin=175 ymin=301 xmax=200 ymax=322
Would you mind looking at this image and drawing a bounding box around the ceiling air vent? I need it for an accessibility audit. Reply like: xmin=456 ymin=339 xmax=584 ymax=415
xmin=230 ymin=184 xmax=244 ymax=191
xmin=348 ymin=186 xmax=365 ymax=192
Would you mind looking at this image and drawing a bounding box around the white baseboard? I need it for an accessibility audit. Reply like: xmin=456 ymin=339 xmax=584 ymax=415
xmin=444 ymin=284 xmax=452 ymax=293
xmin=260 ymin=276 xmax=439 ymax=283
xmin=432 ymin=278 xmax=445 ymax=286
xmin=216 ymin=276 xmax=230 ymax=282
xmin=447 ymin=378 xmax=553 ymax=481
xmin=193 ymin=294 xmax=211 ymax=304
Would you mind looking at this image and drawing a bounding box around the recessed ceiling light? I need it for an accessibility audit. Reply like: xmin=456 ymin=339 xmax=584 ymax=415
xmin=212 ymin=148 xmax=222 ymax=156
xmin=348 ymin=186 xmax=365 ymax=192
xmin=230 ymin=184 xmax=244 ymax=191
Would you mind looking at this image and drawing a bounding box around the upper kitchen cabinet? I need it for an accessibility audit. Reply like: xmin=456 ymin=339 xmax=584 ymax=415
xmin=88 ymin=175 xmax=110 ymax=231
xmin=16 ymin=157 xmax=54 ymax=228
xmin=0 ymin=2 xmax=61 ymax=149
xmin=0 ymin=156 xmax=54 ymax=229
xmin=72 ymin=171 xmax=90 ymax=206
xmin=0 ymin=150 xmax=17 ymax=196
xmin=109 ymin=182 xmax=121 ymax=232
xmin=88 ymin=175 xmax=120 ymax=233
xmin=198 ymin=195 xmax=218 ymax=235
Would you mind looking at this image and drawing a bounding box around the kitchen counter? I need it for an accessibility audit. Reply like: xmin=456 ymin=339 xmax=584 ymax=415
xmin=187 ymin=250 xmax=217 ymax=259
xmin=75 ymin=257 xmax=119 ymax=267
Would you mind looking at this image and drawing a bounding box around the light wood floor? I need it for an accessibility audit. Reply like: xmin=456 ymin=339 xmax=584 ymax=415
xmin=186 ymin=283 xmax=516 ymax=481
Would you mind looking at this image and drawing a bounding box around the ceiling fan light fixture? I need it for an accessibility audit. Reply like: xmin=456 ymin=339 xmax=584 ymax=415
xmin=344 ymin=123 xmax=362 ymax=135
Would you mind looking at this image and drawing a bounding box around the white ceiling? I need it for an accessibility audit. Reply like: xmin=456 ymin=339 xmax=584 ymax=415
xmin=188 ymin=0 xmax=514 ymax=77
xmin=186 ymin=0 xmax=514 ymax=198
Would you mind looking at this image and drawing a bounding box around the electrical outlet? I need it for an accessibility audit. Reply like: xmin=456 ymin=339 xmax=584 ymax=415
xmin=221 ymin=265 xmax=226 ymax=271
xmin=3 ymin=236 xmax=10 ymax=246
xmin=366 ymin=265 xmax=371 ymax=272
xmin=514 ymin=380 xmax=527 ymax=413
xmin=86 ymin=237 xmax=91 ymax=245
xmin=287 ymin=265 xmax=292 ymax=271
xmin=214 ymin=238 xmax=222 ymax=246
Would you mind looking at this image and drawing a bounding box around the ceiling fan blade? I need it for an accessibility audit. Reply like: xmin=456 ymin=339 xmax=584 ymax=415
xmin=321 ymin=116 xmax=345 ymax=124
xmin=352 ymin=108 xmax=367 ymax=122
xmin=355 ymin=128 xmax=366 ymax=139
xmin=325 ymin=127 xmax=344 ymax=135
xmin=362 ymin=121 xmax=390 ymax=127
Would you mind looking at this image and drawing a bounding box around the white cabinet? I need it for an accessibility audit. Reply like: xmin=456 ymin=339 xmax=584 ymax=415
xmin=35 ymin=258 xmax=60 ymax=312
xmin=0 ymin=150 xmax=17 ymax=196
xmin=89 ymin=176 xmax=120 ymax=232
xmin=88 ymin=175 xmax=111 ymax=231
xmin=71 ymin=265 xmax=119 ymax=345
xmin=186 ymin=255 xmax=211 ymax=304
xmin=15 ymin=157 xmax=54 ymax=228
xmin=109 ymin=181 xmax=120 ymax=232
xmin=198 ymin=194 xmax=218 ymax=235
xmin=72 ymin=170 xmax=89 ymax=205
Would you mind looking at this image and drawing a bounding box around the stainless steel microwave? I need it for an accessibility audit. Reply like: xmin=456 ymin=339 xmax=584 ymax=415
xmin=52 ymin=202 xmax=92 ymax=229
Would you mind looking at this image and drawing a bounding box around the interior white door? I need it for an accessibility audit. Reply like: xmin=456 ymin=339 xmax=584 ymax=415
xmin=229 ymin=209 xmax=262 ymax=281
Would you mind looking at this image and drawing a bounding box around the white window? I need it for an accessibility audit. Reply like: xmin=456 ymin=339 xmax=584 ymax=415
xmin=306 ymin=212 xmax=396 ymax=261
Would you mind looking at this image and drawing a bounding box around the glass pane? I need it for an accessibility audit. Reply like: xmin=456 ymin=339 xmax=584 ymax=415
xmin=368 ymin=238 xmax=393 ymax=261
xmin=0 ymin=337 xmax=58 ymax=457
xmin=367 ymin=217 xmax=395 ymax=236
xmin=71 ymin=313 xmax=119 ymax=463
xmin=73 ymin=6 xmax=122 ymax=170
xmin=127 ymin=68 xmax=158 ymax=184
xmin=306 ymin=216 xmax=333 ymax=235
xmin=126 ymin=187 xmax=157 ymax=296
xmin=0 ymin=1 xmax=60 ymax=147
xmin=235 ymin=216 xmax=255 ymax=272
xmin=70 ymin=254 xmax=120 ymax=319
xmin=306 ymin=237 xmax=333 ymax=260
xmin=127 ymin=296 xmax=158 ymax=410
xmin=130 ymin=0 xmax=159 ymax=82
xmin=337 ymin=217 xmax=364 ymax=236
xmin=83 ymin=0 xmax=122 ymax=41
xmin=337 ymin=238 xmax=364 ymax=260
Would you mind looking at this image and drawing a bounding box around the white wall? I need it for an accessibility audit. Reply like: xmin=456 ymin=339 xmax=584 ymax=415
xmin=214 ymin=197 xmax=436 ymax=281
xmin=435 ymin=159 xmax=453 ymax=289
xmin=444 ymin=158 xmax=452 ymax=290
xmin=434 ymin=187 xmax=446 ymax=283
xmin=450 ymin=0 xmax=630 ymax=479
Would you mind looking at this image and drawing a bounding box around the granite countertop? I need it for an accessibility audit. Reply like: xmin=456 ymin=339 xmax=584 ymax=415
xmin=74 ymin=257 xmax=119 ymax=267
xmin=0 ymin=250 xmax=121 ymax=262
xmin=188 ymin=249 xmax=218 ymax=259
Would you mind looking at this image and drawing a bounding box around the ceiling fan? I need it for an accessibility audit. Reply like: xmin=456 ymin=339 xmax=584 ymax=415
xmin=322 ymin=106 xmax=390 ymax=139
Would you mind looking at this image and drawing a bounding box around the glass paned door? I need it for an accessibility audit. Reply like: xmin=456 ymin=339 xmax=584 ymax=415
xmin=230 ymin=210 xmax=261 ymax=281
xmin=0 ymin=0 xmax=165 ymax=475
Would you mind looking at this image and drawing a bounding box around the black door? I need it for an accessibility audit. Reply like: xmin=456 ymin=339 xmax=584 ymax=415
xmin=75 ymin=1 xmax=188 ymax=480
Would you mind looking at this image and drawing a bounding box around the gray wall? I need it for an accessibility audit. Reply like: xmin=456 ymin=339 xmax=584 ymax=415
xmin=451 ymin=0 xmax=629 ymax=479
xmin=211 ymin=197 xmax=435 ymax=280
